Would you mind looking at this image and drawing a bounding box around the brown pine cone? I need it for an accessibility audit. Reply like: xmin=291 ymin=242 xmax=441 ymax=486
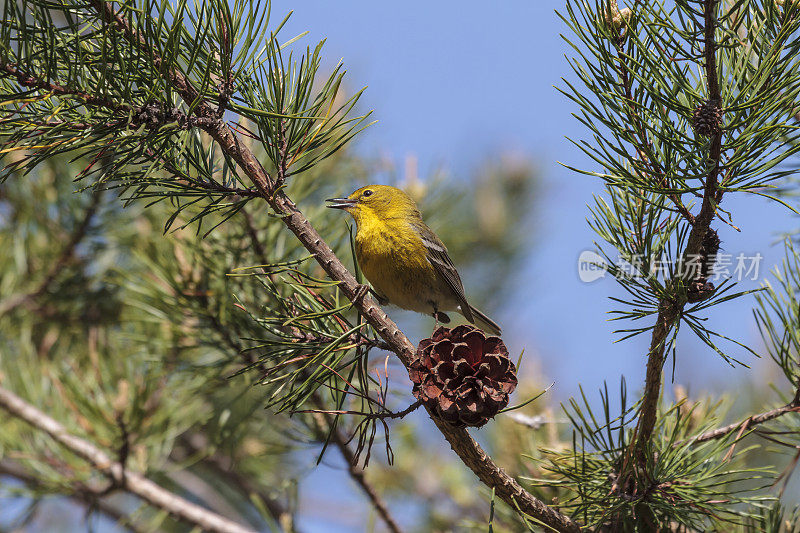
xmin=409 ymin=325 xmax=517 ymax=428
xmin=686 ymin=228 xmax=720 ymax=303
xmin=692 ymin=99 xmax=723 ymax=137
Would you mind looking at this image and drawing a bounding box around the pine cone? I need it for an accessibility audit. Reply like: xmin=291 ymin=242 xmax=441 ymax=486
xmin=692 ymin=100 xmax=722 ymax=137
xmin=409 ymin=325 xmax=517 ymax=428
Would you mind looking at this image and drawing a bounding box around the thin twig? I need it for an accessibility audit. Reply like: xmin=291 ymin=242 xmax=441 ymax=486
xmin=688 ymin=401 xmax=800 ymax=445
xmin=174 ymin=432 xmax=297 ymax=532
xmin=0 ymin=458 xmax=148 ymax=533
xmin=0 ymin=60 xmax=126 ymax=112
xmin=0 ymin=63 xmax=215 ymax=133
xmin=295 ymin=400 xmax=422 ymax=421
xmin=0 ymin=384 xmax=256 ymax=533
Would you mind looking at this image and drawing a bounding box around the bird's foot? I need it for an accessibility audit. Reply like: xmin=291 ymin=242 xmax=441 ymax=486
xmin=352 ymin=284 xmax=388 ymax=306
xmin=352 ymin=283 xmax=370 ymax=303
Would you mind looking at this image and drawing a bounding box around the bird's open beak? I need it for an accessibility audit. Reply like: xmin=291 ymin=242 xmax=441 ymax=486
xmin=325 ymin=197 xmax=357 ymax=209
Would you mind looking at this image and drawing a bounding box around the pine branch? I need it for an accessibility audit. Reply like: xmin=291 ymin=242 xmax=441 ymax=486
xmin=0 ymin=384 xmax=257 ymax=533
xmin=0 ymin=61 xmax=213 ymax=131
xmin=559 ymin=0 xmax=800 ymax=525
xmin=634 ymin=0 xmax=725 ymax=460
xmin=0 ymin=60 xmax=126 ymax=112
xmin=220 ymin=66 xmax=584 ymax=533
xmin=214 ymin=62 xmax=587 ymax=533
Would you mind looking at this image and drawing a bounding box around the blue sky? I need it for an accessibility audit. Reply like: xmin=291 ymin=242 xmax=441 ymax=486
xmin=267 ymin=1 xmax=799 ymax=531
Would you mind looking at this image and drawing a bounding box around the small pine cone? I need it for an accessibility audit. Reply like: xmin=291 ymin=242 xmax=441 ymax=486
xmin=686 ymin=229 xmax=720 ymax=303
xmin=692 ymin=100 xmax=722 ymax=137
xmin=699 ymin=228 xmax=721 ymax=279
xmin=409 ymin=325 xmax=517 ymax=428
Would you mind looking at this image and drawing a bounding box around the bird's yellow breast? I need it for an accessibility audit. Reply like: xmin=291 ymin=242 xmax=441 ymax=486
xmin=354 ymin=215 xmax=447 ymax=314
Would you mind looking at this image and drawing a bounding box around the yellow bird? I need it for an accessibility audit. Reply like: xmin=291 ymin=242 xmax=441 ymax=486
xmin=326 ymin=184 xmax=501 ymax=336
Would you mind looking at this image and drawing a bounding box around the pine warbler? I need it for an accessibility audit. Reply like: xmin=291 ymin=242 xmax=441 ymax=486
xmin=326 ymin=184 xmax=501 ymax=335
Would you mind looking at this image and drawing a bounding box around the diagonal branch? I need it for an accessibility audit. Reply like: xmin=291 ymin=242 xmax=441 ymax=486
xmin=0 ymin=384 xmax=256 ymax=533
xmin=206 ymin=75 xmax=584 ymax=533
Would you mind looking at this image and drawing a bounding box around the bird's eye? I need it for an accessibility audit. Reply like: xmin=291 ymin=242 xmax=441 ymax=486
xmin=362 ymin=190 xmax=373 ymax=197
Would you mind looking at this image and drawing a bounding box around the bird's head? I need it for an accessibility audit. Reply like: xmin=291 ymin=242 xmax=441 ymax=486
xmin=326 ymin=184 xmax=420 ymax=224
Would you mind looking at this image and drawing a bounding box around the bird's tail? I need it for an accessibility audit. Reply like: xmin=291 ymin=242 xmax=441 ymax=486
xmin=462 ymin=305 xmax=502 ymax=336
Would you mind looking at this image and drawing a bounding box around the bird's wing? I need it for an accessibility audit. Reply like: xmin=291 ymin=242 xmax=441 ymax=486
xmin=415 ymin=223 xmax=474 ymax=322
